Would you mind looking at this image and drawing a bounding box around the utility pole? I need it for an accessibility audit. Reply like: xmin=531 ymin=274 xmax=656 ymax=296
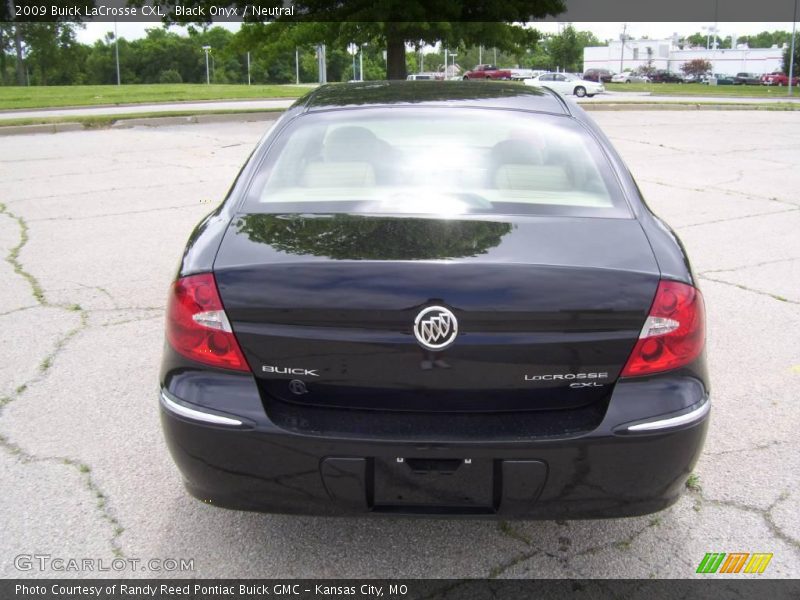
xmin=317 ymin=44 xmax=327 ymax=84
xmin=295 ymin=47 xmax=299 ymax=84
xmin=114 ymin=18 xmax=121 ymax=85
xmin=619 ymin=24 xmax=627 ymax=73
xmin=359 ymin=44 xmax=364 ymax=81
xmin=247 ymin=52 xmax=251 ymax=85
xmin=479 ymin=45 xmax=482 ymax=64
xmin=202 ymin=46 xmax=211 ymax=84
xmin=790 ymin=0 xmax=798 ymax=97
xmin=348 ymin=42 xmax=357 ymax=81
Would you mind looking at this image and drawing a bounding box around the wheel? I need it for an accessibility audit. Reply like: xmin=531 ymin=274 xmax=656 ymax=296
xmin=625 ymin=79 xmax=631 ymax=83
xmin=587 ymin=94 xmax=595 ymax=98
xmin=574 ymin=86 xmax=587 ymax=97
xmin=463 ymin=75 xmax=470 ymax=80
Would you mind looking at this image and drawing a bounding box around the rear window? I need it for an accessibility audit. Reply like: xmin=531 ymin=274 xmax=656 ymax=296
xmin=243 ymin=108 xmax=630 ymax=218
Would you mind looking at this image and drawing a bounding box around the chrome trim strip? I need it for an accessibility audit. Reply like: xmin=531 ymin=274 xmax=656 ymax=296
xmin=627 ymin=400 xmax=710 ymax=432
xmin=160 ymin=391 xmax=242 ymax=427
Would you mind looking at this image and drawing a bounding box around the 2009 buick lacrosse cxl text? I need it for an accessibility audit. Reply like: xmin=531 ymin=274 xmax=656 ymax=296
xmin=159 ymin=81 xmax=709 ymax=518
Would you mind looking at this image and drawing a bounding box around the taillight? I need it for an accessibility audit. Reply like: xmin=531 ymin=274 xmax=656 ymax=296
xmin=621 ymin=280 xmax=705 ymax=377
xmin=166 ymin=273 xmax=250 ymax=372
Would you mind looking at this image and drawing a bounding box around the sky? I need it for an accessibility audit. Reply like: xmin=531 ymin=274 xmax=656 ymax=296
xmin=76 ymin=21 xmax=797 ymax=46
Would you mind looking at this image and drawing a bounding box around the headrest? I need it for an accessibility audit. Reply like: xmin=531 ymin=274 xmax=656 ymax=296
xmin=302 ymin=162 xmax=376 ymax=188
xmin=322 ymin=126 xmax=378 ymax=162
xmin=494 ymin=165 xmax=570 ymax=191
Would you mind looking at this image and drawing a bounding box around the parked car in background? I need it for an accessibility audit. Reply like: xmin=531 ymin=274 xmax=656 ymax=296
xmin=761 ymin=72 xmax=800 ymax=86
xmin=733 ymin=72 xmax=761 ymax=85
xmin=649 ymin=71 xmax=683 ymax=84
xmin=704 ymin=73 xmax=735 ymax=85
xmin=583 ymin=69 xmax=613 ymax=83
xmin=611 ymin=72 xmax=650 ymax=83
xmin=407 ymin=73 xmax=441 ymax=81
xmin=508 ymin=68 xmax=544 ymax=80
xmin=681 ymin=73 xmax=709 ymax=83
xmin=524 ymin=72 xmax=605 ymax=97
xmin=463 ymin=65 xmax=513 ymax=80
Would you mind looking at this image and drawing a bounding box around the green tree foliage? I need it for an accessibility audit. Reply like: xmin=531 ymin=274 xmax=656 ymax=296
xmin=739 ymin=31 xmax=794 ymax=48
xmin=148 ymin=1 xmax=566 ymax=79
xmin=546 ymin=25 xmax=597 ymax=72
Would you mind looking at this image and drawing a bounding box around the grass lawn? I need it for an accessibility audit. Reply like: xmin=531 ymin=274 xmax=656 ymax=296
xmin=605 ymin=82 xmax=800 ymax=97
xmin=0 ymin=84 xmax=315 ymax=110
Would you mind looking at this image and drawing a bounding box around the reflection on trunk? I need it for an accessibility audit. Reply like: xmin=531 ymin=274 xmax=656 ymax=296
xmin=235 ymin=214 xmax=513 ymax=260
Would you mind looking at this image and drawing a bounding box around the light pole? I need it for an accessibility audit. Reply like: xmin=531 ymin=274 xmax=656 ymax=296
xmin=451 ymin=53 xmax=457 ymax=78
xmin=246 ymin=51 xmax=251 ymax=85
xmin=114 ymin=19 xmax=120 ymax=85
xmin=619 ymin=23 xmax=627 ymax=73
xmin=295 ymin=47 xmax=300 ymax=84
xmin=347 ymin=43 xmax=358 ymax=81
xmin=790 ymin=0 xmax=798 ymax=97
xmin=202 ymin=45 xmax=211 ymax=84
xmin=359 ymin=43 xmax=366 ymax=81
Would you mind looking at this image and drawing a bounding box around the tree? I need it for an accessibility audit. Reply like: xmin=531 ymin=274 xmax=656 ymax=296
xmin=739 ymin=30 xmax=792 ymax=49
xmin=149 ymin=1 xmax=566 ymax=79
xmin=547 ymin=25 xmax=582 ymax=72
xmin=681 ymin=58 xmax=712 ymax=77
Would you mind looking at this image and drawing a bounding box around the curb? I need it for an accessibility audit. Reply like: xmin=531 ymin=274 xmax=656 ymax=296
xmin=0 ymin=122 xmax=85 ymax=136
xmin=110 ymin=111 xmax=283 ymax=128
xmin=583 ymin=102 xmax=797 ymax=111
xmin=0 ymin=111 xmax=283 ymax=136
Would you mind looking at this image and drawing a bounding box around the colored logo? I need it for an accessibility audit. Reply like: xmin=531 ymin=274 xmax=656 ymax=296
xmin=696 ymin=553 xmax=773 ymax=574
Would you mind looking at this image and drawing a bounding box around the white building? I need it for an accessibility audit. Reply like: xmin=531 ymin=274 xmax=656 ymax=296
xmin=583 ymin=38 xmax=785 ymax=75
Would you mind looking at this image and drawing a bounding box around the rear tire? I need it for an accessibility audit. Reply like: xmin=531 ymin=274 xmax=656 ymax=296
xmin=463 ymin=75 xmax=470 ymax=80
xmin=574 ymin=86 xmax=587 ymax=97
xmin=587 ymin=94 xmax=595 ymax=98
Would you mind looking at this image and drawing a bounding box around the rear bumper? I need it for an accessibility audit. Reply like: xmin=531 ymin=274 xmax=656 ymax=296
xmin=159 ymin=375 xmax=710 ymax=519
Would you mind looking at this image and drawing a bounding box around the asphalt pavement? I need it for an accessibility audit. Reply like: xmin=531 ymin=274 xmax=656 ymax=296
xmin=1 ymin=111 xmax=798 ymax=579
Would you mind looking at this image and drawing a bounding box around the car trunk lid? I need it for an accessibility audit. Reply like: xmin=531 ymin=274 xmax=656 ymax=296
xmin=213 ymin=213 xmax=660 ymax=413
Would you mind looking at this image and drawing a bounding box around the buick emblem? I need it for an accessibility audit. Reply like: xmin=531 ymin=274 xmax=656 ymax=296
xmin=414 ymin=306 xmax=458 ymax=351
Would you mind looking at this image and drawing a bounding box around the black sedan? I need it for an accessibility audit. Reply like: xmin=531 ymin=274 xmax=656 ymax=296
xmin=160 ymin=81 xmax=709 ymax=519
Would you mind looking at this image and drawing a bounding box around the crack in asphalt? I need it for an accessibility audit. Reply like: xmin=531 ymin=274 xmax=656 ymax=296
xmin=4 ymin=178 xmax=217 ymax=205
xmin=0 ymin=201 xmax=127 ymax=559
xmin=701 ymin=256 xmax=800 ymax=274
xmin=676 ymin=207 xmax=800 ymax=230
xmin=689 ymin=488 xmax=800 ymax=553
xmin=486 ymin=517 xmax=663 ymax=579
xmin=704 ymin=439 xmax=794 ymax=457
xmin=698 ymin=274 xmax=798 ymax=305
xmin=640 ymin=178 xmax=800 ymax=208
xmin=28 ymin=202 xmax=204 ymax=223
xmin=0 ymin=305 xmax=38 ymax=318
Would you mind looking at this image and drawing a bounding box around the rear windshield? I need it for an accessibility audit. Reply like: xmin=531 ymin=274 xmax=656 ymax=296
xmin=242 ymin=108 xmax=630 ymax=218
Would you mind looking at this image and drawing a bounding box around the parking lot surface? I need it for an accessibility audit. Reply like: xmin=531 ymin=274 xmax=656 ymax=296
xmin=1 ymin=111 xmax=799 ymax=579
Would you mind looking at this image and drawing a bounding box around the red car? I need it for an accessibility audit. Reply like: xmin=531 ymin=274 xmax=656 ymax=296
xmin=761 ymin=72 xmax=800 ymax=86
xmin=463 ymin=64 xmax=513 ymax=80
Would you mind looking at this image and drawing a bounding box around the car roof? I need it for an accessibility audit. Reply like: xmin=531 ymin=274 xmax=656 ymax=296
xmin=293 ymin=80 xmax=571 ymax=116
